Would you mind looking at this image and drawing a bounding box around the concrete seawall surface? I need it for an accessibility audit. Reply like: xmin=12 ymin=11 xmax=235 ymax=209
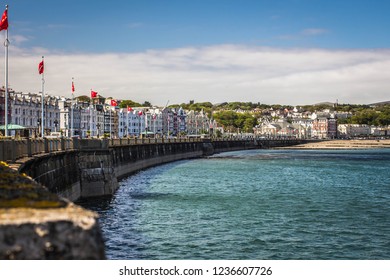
xmin=0 ymin=161 xmax=105 ymax=259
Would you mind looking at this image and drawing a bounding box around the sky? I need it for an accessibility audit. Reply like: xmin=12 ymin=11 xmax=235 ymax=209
xmin=2 ymin=0 xmax=390 ymax=106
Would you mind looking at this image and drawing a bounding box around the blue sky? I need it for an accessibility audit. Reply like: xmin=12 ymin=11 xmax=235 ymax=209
xmin=12 ymin=0 xmax=390 ymax=51
xmin=4 ymin=0 xmax=390 ymax=105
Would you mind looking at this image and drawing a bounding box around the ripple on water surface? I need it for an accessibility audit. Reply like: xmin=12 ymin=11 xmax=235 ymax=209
xmin=78 ymin=149 xmax=390 ymax=259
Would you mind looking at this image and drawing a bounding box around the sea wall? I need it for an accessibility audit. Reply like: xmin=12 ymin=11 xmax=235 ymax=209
xmin=0 ymin=161 xmax=105 ymax=259
xmin=112 ymin=142 xmax=205 ymax=179
xmin=255 ymin=138 xmax=308 ymax=148
xmin=17 ymin=140 xmax=213 ymax=200
xmin=16 ymin=138 xmax=304 ymax=201
xmin=17 ymin=151 xmax=81 ymax=201
xmin=211 ymin=139 xmax=256 ymax=153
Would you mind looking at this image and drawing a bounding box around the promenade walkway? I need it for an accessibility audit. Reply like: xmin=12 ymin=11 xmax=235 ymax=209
xmin=0 ymin=137 xmax=204 ymax=163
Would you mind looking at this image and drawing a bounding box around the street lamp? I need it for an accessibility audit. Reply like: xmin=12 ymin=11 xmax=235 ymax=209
xmin=97 ymin=123 xmax=100 ymax=138
xmin=37 ymin=118 xmax=41 ymax=137
xmin=54 ymin=119 xmax=58 ymax=132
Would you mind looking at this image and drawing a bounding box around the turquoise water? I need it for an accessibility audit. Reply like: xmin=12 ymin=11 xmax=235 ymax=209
xmin=79 ymin=149 xmax=390 ymax=259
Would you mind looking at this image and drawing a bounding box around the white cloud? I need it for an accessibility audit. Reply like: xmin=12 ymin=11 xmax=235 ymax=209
xmin=10 ymin=34 xmax=30 ymax=45
xmin=2 ymin=45 xmax=390 ymax=106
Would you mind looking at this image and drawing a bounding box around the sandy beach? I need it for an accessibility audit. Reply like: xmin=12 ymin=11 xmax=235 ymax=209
xmin=281 ymin=139 xmax=390 ymax=149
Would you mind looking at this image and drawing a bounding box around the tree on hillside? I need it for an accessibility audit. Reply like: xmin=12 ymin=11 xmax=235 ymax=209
xmin=243 ymin=117 xmax=257 ymax=132
xmin=351 ymin=109 xmax=379 ymax=125
xmin=142 ymin=101 xmax=152 ymax=107
xmin=119 ymin=100 xmax=142 ymax=108
xmin=213 ymin=111 xmax=238 ymax=128
xmin=76 ymin=95 xmax=91 ymax=102
xmin=213 ymin=111 xmax=257 ymax=133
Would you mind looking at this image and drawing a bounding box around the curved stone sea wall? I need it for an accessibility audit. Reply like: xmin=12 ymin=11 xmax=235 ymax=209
xmin=16 ymin=139 xmax=259 ymax=201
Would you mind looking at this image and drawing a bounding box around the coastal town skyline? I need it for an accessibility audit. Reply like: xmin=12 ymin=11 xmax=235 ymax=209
xmin=4 ymin=85 xmax=389 ymax=108
xmin=1 ymin=2 xmax=390 ymax=270
xmin=2 ymin=0 xmax=390 ymax=106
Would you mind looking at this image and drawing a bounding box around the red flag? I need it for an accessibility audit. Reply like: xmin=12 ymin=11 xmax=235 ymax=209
xmin=72 ymin=81 xmax=75 ymax=93
xmin=127 ymin=106 xmax=133 ymax=112
xmin=91 ymin=90 xmax=97 ymax=98
xmin=111 ymin=99 xmax=117 ymax=106
xmin=138 ymin=111 xmax=143 ymax=116
xmin=38 ymin=60 xmax=44 ymax=74
xmin=0 ymin=9 xmax=8 ymax=31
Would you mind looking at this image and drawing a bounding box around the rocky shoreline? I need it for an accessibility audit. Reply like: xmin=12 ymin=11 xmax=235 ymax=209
xmin=279 ymin=139 xmax=390 ymax=149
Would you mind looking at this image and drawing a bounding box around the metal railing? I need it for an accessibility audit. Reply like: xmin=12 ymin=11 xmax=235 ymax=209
xmin=0 ymin=137 xmax=206 ymax=162
xmin=107 ymin=137 xmax=203 ymax=147
xmin=0 ymin=138 xmax=75 ymax=163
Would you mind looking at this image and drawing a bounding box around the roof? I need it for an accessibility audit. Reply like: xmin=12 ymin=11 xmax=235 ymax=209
xmin=0 ymin=124 xmax=26 ymax=130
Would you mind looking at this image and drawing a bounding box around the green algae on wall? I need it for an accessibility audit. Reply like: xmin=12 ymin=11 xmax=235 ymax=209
xmin=0 ymin=161 xmax=66 ymax=209
xmin=0 ymin=161 xmax=105 ymax=259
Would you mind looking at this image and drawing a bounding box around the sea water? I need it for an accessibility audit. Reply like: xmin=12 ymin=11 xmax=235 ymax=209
xmin=79 ymin=149 xmax=390 ymax=259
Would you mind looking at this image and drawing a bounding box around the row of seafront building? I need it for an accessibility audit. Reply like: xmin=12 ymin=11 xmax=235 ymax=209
xmin=254 ymin=107 xmax=389 ymax=139
xmin=2 ymin=87 xmax=388 ymax=139
xmin=0 ymin=88 xmax=215 ymax=138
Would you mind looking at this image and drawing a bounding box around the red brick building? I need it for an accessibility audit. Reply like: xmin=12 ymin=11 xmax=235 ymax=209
xmin=312 ymin=117 xmax=337 ymax=139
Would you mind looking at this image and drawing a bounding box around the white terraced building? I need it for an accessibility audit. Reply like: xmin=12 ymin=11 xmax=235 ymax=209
xmin=118 ymin=108 xmax=146 ymax=138
xmin=7 ymin=90 xmax=60 ymax=137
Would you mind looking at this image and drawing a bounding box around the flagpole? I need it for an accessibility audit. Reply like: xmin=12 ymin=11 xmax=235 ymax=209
xmin=90 ymin=91 xmax=92 ymax=138
xmin=89 ymin=89 xmax=93 ymax=138
xmin=167 ymin=110 xmax=170 ymax=138
xmin=41 ymin=56 xmax=44 ymax=137
xmin=153 ymin=114 xmax=156 ymax=137
xmin=145 ymin=111 xmax=147 ymax=136
xmin=71 ymin=77 xmax=74 ymax=137
xmin=127 ymin=108 xmax=129 ymax=138
xmin=89 ymin=105 xmax=92 ymax=138
xmin=4 ymin=5 xmax=8 ymax=136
